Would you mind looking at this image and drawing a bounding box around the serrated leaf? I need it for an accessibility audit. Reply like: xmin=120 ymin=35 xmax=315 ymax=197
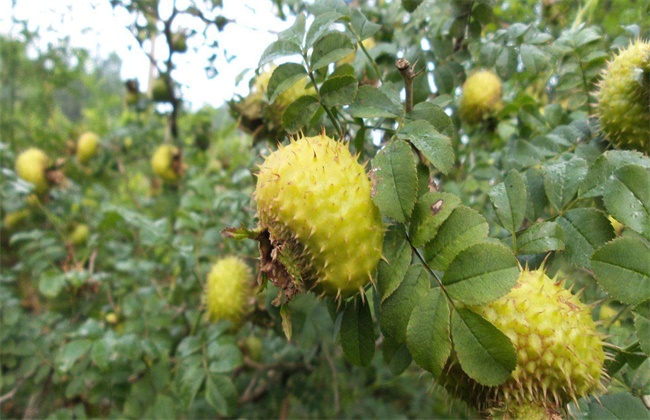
xmin=259 ymin=40 xmax=302 ymax=67
xmin=267 ymin=63 xmax=307 ymax=103
xmin=591 ymin=237 xmax=650 ymax=305
xmin=543 ymin=157 xmax=588 ymax=212
xmin=557 ymin=208 xmax=614 ymax=268
xmin=443 ymin=243 xmax=519 ymax=305
xmin=310 ymin=32 xmax=354 ymax=70
xmin=488 ymin=169 xmax=527 ymax=234
xmin=381 ymin=335 xmax=412 ymax=375
xmin=517 ymin=221 xmax=565 ymax=255
xmin=520 ymin=44 xmax=550 ymax=74
xmin=371 ymin=140 xmax=418 ymax=223
xmin=407 ymin=102 xmax=455 ymax=139
xmin=320 ymin=75 xmax=358 ymax=106
xmin=347 ymin=85 xmax=403 ymax=118
xmin=305 ymin=12 xmax=348 ymax=47
xmin=579 ymin=150 xmax=650 ymax=198
xmin=280 ymin=304 xmax=292 ymax=341
xmin=377 ymin=225 xmax=411 ymax=301
xmin=380 ymin=264 xmax=430 ymax=344
xmin=207 ymin=342 xmax=243 ymax=373
xmin=603 ymin=165 xmax=650 ymax=241
xmin=278 ymin=13 xmax=306 ymax=45
xmin=586 ymin=393 xmax=650 ymax=419
xmin=57 ymin=339 xmax=92 ymax=373
xmin=634 ymin=300 xmax=650 ymax=356
xmin=406 ymin=288 xmax=451 ymax=377
xmin=398 ymin=120 xmax=454 ymax=174
xmin=281 ymin=95 xmax=320 ymax=134
xmin=39 ymin=272 xmax=66 ymax=298
xmin=409 ymin=192 xmax=461 ymax=247
xmin=340 ymin=297 xmax=375 ymax=366
xmin=424 ymin=206 xmax=489 ymax=271
xmin=524 ymin=167 xmax=548 ymax=221
xmin=349 ymin=8 xmax=381 ymax=41
xmin=205 ymin=374 xmax=237 ymax=416
xmin=451 ymin=308 xmax=517 ymax=386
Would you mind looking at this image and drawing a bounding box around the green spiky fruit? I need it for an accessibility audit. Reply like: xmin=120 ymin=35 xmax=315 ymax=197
xmin=151 ymin=145 xmax=182 ymax=183
xmin=69 ymin=224 xmax=89 ymax=246
xmin=204 ymin=256 xmax=252 ymax=326
xmin=442 ymin=268 xmax=605 ymax=412
xmin=15 ymin=148 xmax=51 ymax=194
xmin=171 ymin=33 xmax=187 ymax=53
xmin=254 ymin=134 xmax=384 ymax=299
xmin=595 ymin=40 xmax=650 ymax=152
xmin=152 ymin=78 xmax=173 ymax=102
xmin=77 ymin=132 xmax=99 ymax=164
xmin=458 ymin=70 xmax=503 ymax=124
xmin=489 ymin=401 xmax=561 ymax=420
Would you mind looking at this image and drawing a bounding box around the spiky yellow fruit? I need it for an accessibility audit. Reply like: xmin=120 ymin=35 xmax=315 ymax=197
xmin=458 ymin=70 xmax=503 ymax=124
xmin=490 ymin=401 xmax=561 ymax=420
xmin=77 ymin=132 xmax=99 ymax=164
xmin=204 ymin=256 xmax=252 ymax=326
xmin=443 ymin=268 xmax=605 ymax=412
xmin=151 ymin=145 xmax=181 ymax=183
xmin=254 ymin=134 xmax=384 ymax=299
xmin=595 ymin=40 xmax=650 ymax=152
xmin=15 ymin=148 xmax=51 ymax=194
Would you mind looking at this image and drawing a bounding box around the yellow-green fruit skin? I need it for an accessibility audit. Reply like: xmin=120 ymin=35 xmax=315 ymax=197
xmin=69 ymin=224 xmax=89 ymax=246
xmin=3 ymin=209 xmax=29 ymax=230
xmin=596 ymin=40 xmax=650 ymax=152
xmin=152 ymin=79 xmax=172 ymax=102
xmin=15 ymin=148 xmax=50 ymax=194
xmin=151 ymin=145 xmax=180 ymax=182
xmin=466 ymin=269 xmax=605 ymax=408
xmin=459 ymin=70 xmax=503 ymax=124
xmin=204 ymin=256 xmax=252 ymax=326
xmin=254 ymin=134 xmax=384 ymax=297
xmin=77 ymin=132 xmax=99 ymax=164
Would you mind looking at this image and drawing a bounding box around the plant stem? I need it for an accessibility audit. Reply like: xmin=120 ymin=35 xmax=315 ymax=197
xmin=396 ymin=58 xmax=418 ymax=114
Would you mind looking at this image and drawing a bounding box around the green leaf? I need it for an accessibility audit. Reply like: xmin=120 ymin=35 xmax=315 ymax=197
xmin=524 ymin=167 xmax=548 ymax=221
xmin=340 ymin=297 xmax=375 ymax=367
xmin=603 ymin=165 xmax=650 ymax=241
xmin=207 ymin=342 xmax=243 ymax=373
xmin=543 ymin=157 xmax=588 ymax=212
xmin=305 ymin=12 xmax=348 ymax=47
xmin=398 ymin=120 xmax=454 ymax=175
xmin=520 ymin=44 xmax=550 ymax=74
xmin=319 ymin=75 xmax=358 ymax=106
xmin=424 ymin=206 xmax=489 ymax=271
xmin=370 ymin=139 xmax=418 ymax=223
xmin=349 ymin=8 xmax=381 ymax=41
xmin=280 ymin=304 xmax=292 ymax=341
xmin=517 ymin=221 xmax=565 ymax=255
xmin=591 ymin=237 xmax=650 ymax=305
xmin=557 ymin=208 xmax=614 ymax=268
xmin=406 ymin=288 xmax=451 ymax=377
xmin=347 ymin=85 xmax=403 ymax=118
xmin=409 ymin=192 xmax=461 ymax=248
xmin=205 ymin=374 xmax=237 ymax=417
xmin=310 ymin=32 xmax=354 ymax=70
xmin=278 ymin=13 xmax=306 ymax=45
xmin=488 ymin=169 xmax=527 ymax=234
xmin=586 ymin=393 xmax=650 ymax=419
xmin=633 ymin=300 xmax=650 ymax=356
xmin=259 ymin=40 xmax=302 ymax=67
xmin=580 ymin=150 xmax=650 ymax=198
xmin=377 ymin=225 xmax=411 ymax=301
xmin=407 ymin=102 xmax=456 ymax=140
xmin=267 ymin=63 xmax=307 ymax=103
xmin=39 ymin=271 xmax=66 ymax=298
xmin=451 ymin=308 xmax=517 ymax=386
xmin=380 ymin=264 xmax=430 ymax=344
xmin=496 ymin=46 xmax=517 ymax=80
xmin=281 ymin=95 xmax=321 ymax=134
xmin=381 ymin=335 xmax=412 ymax=375
xmin=443 ymin=243 xmax=519 ymax=305
xmin=57 ymin=339 xmax=92 ymax=373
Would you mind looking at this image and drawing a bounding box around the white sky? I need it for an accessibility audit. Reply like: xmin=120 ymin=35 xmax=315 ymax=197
xmin=0 ymin=0 xmax=293 ymax=109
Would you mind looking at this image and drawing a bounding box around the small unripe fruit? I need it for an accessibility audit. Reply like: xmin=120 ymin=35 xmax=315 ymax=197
xmin=152 ymin=78 xmax=173 ymax=102
xmin=458 ymin=70 xmax=503 ymax=124
xmin=595 ymin=40 xmax=650 ymax=152
xmin=204 ymin=256 xmax=253 ymax=326
xmin=442 ymin=268 xmax=605 ymax=412
xmin=69 ymin=224 xmax=89 ymax=246
xmin=3 ymin=209 xmax=29 ymax=230
xmin=105 ymin=313 xmax=118 ymax=324
xmin=245 ymin=336 xmax=263 ymax=362
xmin=15 ymin=148 xmax=51 ymax=194
xmin=151 ymin=145 xmax=182 ymax=183
xmin=77 ymin=132 xmax=100 ymax=164
xmin=254 ymin=134 xmax=384 ymax=299
xmin=171 ymin=33 xmax=188 ymax=53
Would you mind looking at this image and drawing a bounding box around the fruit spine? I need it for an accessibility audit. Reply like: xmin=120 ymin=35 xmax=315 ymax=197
xmin=254 ymin=133 xmax=384 ymax=300
xmin=595 ymin=39 xmax=650 ymax=153
xmin=204 ymin=256 xmax=253 ymax=326
xmin=458 ymin=70 xmax=503 ymax=124
xmin=441 ymin=268 xmax=606 ymax=413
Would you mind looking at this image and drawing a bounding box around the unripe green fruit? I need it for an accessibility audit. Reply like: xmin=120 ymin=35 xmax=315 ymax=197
xmin=152 ymin=78 xmax=173 ymax=102
xmin=595 ymin=40 xmax=650 ymax=152
xmin=171 ymin=33 xmax=188 ymax=53
xmin=458 ymin=70 xmax=503 ymax=124
xmin=245 ymin=336 xmax=263 ymax=362
xmin=204 ymin=256 xmax=252 ymax=326
xmin=125 ymin=91 xmax=140 ymax=107
xmin=15 ymin=148 xmax=51 ymax=194
xmin=442 ymin=268 xmax=605 ymax=412
xmin=489 ymin=401 xmax=561 ymax=420
xmin=69 ymin=224 xmax=89 ymax=246
xmin=3 ymin=209 xmax=29 ymax=230
xmin=77 ymin=132 xmax=99 ymax=164
xmin=254 ymin=134 xmax=384 ymax=299
xmin=151 ymin=145 xmax=181 ymax=183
